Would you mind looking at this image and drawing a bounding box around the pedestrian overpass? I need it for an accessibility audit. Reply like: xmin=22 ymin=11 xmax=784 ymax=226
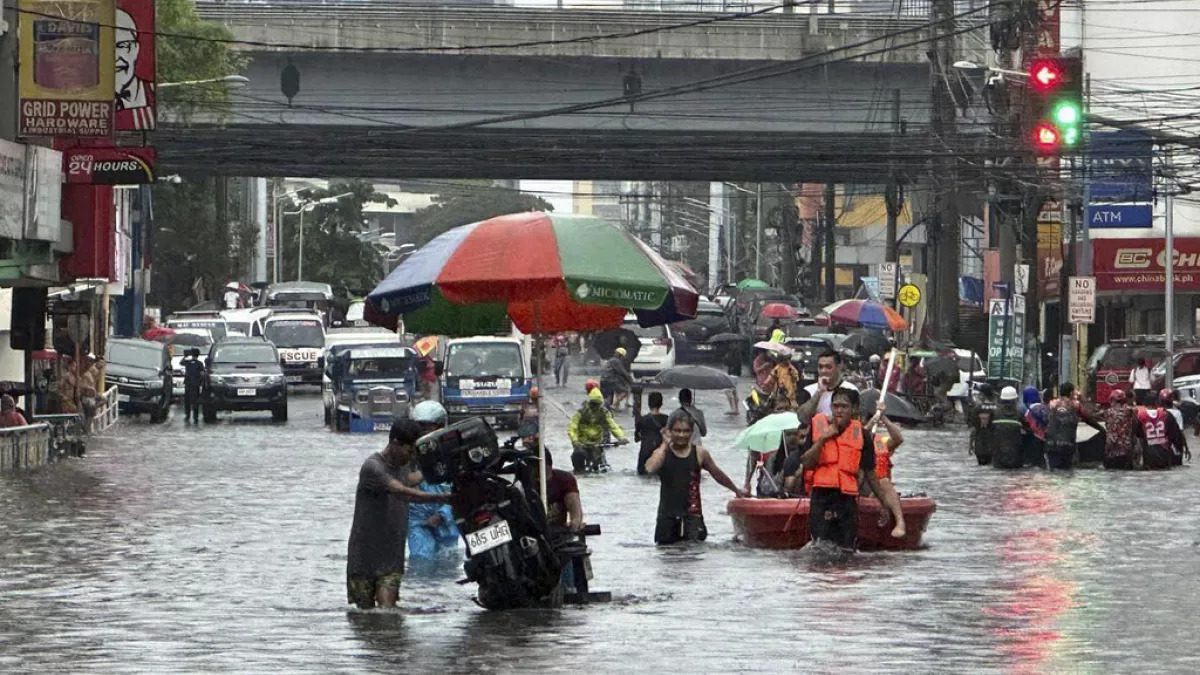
xmin=156 ymin=3 xmax=993 ymax=180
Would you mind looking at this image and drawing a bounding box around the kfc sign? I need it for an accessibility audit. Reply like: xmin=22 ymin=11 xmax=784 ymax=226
xmin=1094 ymin=238 xmax=1200 ymax=291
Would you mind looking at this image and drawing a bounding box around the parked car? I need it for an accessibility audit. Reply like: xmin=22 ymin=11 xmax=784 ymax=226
xmin=220 ymin=307 xmax=273 ymax=338
xmin=1151 ymin=347 xmax=1200 ymax=394
xmin=785 ymin=337 xmax=835 ymax=383
xmin=326 ymin=346 xmax=420 ymax=432
xmin=1088 ymin=338 xmax=1169 ymax=405
xmin=203 ymin=337 xmax=288 ymax=422
xmin=621 ymin=313 xmax=675 ymax=377
xmin=948 ymin=349 xmax=987 ymax=399
xmin=106 ymin=338 xmax=172 ymax=422
xmin=673 ymin=299 xmax=732 ymax=363
xmin=166 ymin=310 xmax=229 ymax=341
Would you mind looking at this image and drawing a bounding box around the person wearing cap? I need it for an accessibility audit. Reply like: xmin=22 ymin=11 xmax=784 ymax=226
xmin=989 ymin=386 xmax=1027 ymax=469
xmin=347 ymin=418 xmax=452 ymax=610
xmin=1102 ymin=389 xmax=1142 ymax=470
xmin=967 ymin=383 xmax=1000 ymax=465
xmin=0 ymin=395 xmax=27 ymax=428
xmin=568 ymin=388 xmax=629 ymax=472
xmin=406 ymin=401 xmax=459 ymax=562
xmin=519 ymin=387 xmax=540 ymax=427
xmin=600 ymin=346 xmax=634 ymax=410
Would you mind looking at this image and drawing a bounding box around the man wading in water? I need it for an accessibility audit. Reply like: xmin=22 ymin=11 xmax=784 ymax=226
xmin=346 ymin=418 xmax=451 ymax=610
xmin=645 ymin=409 xmax=747 ymax=544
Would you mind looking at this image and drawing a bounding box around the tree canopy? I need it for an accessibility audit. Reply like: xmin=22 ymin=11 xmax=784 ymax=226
xmin=410 ymin=188 xmax=553 ymax=246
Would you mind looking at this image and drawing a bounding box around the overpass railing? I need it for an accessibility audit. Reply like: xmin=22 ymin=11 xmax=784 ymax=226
xmin=197 ymin=0 xmax=987 ymax=14
xmin=0 ymin=423 xmax=52 ymax=474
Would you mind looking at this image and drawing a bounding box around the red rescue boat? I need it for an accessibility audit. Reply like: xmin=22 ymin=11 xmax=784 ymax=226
xmin=727 ymin=496 xmax=936 ymax=551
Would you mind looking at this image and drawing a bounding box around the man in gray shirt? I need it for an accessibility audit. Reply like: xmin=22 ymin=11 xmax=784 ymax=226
xmin=346 ymin=417 xmax=450 ymax=610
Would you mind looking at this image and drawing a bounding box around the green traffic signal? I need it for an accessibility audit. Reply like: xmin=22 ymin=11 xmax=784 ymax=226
xmin=1053 ymin=101 xmax=1081 ymax=126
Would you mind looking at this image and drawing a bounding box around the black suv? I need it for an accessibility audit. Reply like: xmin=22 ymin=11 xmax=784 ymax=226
xmin=106 ymin=338 xmax=172 ymax=422
xmin=203 ymin=338 xmax=288 ymax=422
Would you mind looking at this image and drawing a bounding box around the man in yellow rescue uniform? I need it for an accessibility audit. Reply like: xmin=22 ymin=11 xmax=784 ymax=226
xmin=796 ymin=388 xmax=906 ymax=550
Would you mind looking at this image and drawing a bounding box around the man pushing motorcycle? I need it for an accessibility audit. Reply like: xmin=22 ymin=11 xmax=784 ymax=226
xmin=567 ymin=387 xmax=629 ymax=473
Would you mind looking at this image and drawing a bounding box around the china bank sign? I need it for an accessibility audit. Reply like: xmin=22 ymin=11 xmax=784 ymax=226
xmin=1094 ymin=238 xmax=1200 ymax=291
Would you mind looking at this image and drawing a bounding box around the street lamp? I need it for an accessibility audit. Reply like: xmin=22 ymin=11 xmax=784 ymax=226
xmin=297 ymin=192 xmax=354 ymax=281
xmin=158 ymin=75 xmax=250 ymax=90
xmin=952 ymin=61 xmax=1029 ymax=78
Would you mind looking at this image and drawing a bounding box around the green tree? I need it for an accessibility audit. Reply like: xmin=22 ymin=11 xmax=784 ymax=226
xmin=411 ymin=188 xmax=553 ymax=246
xmin=148 ymin=0 xmax=252 ymax=313
xmin=156 ymin=0 xmax=248 ymax=121
xmin=277 ymin=180 xmax=397 ymax=295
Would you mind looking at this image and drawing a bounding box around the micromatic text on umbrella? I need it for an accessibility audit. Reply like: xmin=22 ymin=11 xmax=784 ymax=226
xmin=575 ymin=284 xmax=660 ymax=304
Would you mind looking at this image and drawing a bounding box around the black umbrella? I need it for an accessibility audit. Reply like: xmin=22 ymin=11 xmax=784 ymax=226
xmin=859 ymin=388 xmax=926 ymax=425
xmin=840 ymin=331 xmax=890 ymax=356
xmin=592 ymin=328 xmax=641 ymax=363
xmin=707 ymin=332 xmax=748 ymax=345
xmin=654 ymin=365 xmax=735 ymax=390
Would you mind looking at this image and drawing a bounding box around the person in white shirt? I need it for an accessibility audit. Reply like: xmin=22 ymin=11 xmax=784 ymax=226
xmin=1129 ymin=358 xmax=1153 ymax=406
xmin=796 ymin=350 xmax=860 ymax=421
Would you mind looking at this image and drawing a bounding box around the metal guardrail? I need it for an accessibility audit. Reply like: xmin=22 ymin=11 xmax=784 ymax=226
xmin=0 ymin=423 xmax=52 ymax=473
xmin=92 ymin=386 xmax=120 ymax=435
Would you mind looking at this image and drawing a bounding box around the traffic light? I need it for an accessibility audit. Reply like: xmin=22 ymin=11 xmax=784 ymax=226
xmin=1027 ymin=56 xmax=1083 ymax=154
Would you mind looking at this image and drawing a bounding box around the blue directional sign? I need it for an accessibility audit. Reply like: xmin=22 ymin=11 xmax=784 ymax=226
xmin=1089 ymin=130 xmax=1153 ymax=202
xmin=1086 ymin=203 xmax=1153 ymax=229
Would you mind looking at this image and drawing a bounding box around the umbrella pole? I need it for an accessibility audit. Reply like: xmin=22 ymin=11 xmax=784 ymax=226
xmin=534 ymin=309 xmax=548 ymax=514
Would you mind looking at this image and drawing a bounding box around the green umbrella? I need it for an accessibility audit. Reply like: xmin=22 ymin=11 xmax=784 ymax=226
xmin=736 ymin=278 xmax=770 ymax=290
xmin=732 ymin=412 xmax=801 ymax=453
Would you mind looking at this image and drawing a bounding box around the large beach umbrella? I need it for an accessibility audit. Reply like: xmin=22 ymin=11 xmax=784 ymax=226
xmin=817 ymin=299 xmax=907 ymax=331
xmin=366 ymin=212 xmax=698 ymax=335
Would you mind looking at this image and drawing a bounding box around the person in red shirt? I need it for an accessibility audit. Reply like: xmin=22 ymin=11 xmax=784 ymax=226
xmin=519 ymin=418 xmax=583 ymax=531
xmin=0 ymin=395 xmax=26 ymax=428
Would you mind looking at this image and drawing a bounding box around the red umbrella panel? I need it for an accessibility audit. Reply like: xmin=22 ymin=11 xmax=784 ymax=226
xmin=760 ymin=303 xmax=800 ymax=320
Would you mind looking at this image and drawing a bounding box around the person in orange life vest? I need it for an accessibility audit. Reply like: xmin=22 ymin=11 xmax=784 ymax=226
xmin=862 ymin=398 xmax=903 ymax=489
xmin=793 ymin=388 xmax=905 ymax=549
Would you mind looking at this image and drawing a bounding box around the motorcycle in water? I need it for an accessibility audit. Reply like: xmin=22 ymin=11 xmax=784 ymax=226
xmin=416 ymin=417 xmax=569 ymax=610
xmin=571 ymin=441 xmax=620 ymax=474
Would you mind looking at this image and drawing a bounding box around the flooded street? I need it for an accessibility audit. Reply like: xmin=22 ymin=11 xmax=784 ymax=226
xmin=3 ymin=385 xmax=1200 ymax=672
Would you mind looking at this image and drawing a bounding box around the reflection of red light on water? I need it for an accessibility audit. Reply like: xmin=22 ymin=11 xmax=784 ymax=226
xmin=1000 ymin=486 xmax=1063 ymax=515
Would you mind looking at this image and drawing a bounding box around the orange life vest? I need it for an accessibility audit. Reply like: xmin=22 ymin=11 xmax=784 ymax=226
xmin=810 ymin=414 xmax=864 ymax=496
xmin=873 ymin=434 xmax=892 ymax=482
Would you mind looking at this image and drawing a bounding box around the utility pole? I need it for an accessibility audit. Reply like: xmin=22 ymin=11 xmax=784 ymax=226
xmin=931 ymin=0 xmax=960 ymax=340
xmin=1165 ymin=150 xmax=1175 ymax=387
xmin=884 ymin=89 xmax=902 ymax=274
xmin=755 ymin=183 xmax=764 ymax=279
xmin=0 ymin=5 xmax=16 ymax=140
xmin=823 ymin=182 xmax=836 ymax=302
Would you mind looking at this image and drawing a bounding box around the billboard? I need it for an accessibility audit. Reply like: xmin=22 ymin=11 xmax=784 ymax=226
xmin=114 ymin=0 xmax=155 ymax=130
xmin=19 ymin=0 xmax=116 ymax=137
xmin=1089 ymin=130 xmax=1153 ymax=203
xmin=1093 ymin=238 xmax=1200 ymax=292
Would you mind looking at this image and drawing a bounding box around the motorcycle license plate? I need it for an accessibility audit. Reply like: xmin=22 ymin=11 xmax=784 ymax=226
xmin=465 ymin=520 xmax=512 ymax=555
xmin=237 ymin=388 xmax=256 ymax=396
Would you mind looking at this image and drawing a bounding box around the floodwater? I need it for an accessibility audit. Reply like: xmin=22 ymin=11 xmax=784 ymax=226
xmin=3 ymin=384 xmax=1200 ymax=673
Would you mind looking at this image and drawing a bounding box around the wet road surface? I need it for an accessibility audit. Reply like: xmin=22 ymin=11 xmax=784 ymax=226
xmin=3 ymin=384 xmax=1200 ymax=672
